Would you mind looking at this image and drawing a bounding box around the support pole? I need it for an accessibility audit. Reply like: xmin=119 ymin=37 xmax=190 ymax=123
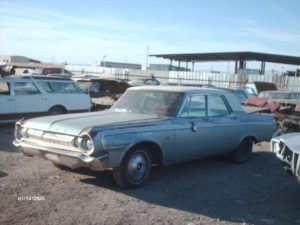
xmin=235 ymin=60 xmax=238 ymax=74
xmin=169 ymin=59 xmax=173 ymax=71
xmin=260 ymin=61 xmax=266 ymax=75
xmin=192 ymin=62 xmax=195 ymax=72
xmin=239 ymin=60 xmax=245 ymax=69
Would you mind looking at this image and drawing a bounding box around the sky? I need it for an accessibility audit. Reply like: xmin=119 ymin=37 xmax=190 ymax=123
xmin=0 ymin=0 xmax=299 ymax=73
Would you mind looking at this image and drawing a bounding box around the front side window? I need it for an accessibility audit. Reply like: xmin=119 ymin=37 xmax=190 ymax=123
xmin=38 ymin=81 xmax=79 ymax=93
xmin=181 ymin=95 xmax=206 ymax=118
xmin=0 ymin=82 xmax=10 ymax=95
xmin=208 ymin=95 xmax=230 ymax=117
xmin=14 ymin=82 xmax=41 ymax=95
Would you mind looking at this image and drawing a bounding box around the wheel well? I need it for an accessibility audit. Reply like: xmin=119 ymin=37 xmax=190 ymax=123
xmin=243 ymin=136 xmax=257 ymax=144
xmin=48 ymin=105 xmax=67 ymax=113
xmin=130 ymin=142 xmax=163 ymax=166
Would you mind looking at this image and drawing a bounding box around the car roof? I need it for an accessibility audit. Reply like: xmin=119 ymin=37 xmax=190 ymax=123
xmin=128 ymin=86 xmax=244 ymax=112
xmin=129 ymin=85 xmax=227 ymax=94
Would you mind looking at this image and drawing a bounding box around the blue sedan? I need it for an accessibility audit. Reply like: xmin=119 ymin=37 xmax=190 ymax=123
xmin=14 ymin=86 xmax=277 ymax=188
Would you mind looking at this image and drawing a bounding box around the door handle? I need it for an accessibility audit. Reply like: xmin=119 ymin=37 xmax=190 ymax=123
xmin=41 ymin=97 xmax=47 ymax=101
xmin=7 ymin=99 xmax=14 ymax=102
xmin=191 ymin=122 xmax=197 ymax=132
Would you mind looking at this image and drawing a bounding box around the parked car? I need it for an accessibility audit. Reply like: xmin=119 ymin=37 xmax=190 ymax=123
xmin=128 ymin=78 xmax=160 ymax=86
xmin=258 ymin=91 xmax=300 ymax=102
xmin=74 ymin=77 xmax=129 ymax=98
xmin=14 ymin=86 xmax=277 ymax=188
xmin=245 ymin=81 xmax=277 ymax=96
xmin=271 ymin=133 xmax=300 ymax=180
xmin=73 ymin=77 xmax=130 ymax=111
xmin=0 ymin=75 xmax=91 ymax=123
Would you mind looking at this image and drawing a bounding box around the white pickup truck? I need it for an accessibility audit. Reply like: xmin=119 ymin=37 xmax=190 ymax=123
xmin=0 ymin=75 xmax=91 ymax=123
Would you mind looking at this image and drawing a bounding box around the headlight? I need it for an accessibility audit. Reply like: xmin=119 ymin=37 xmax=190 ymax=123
xmin=73 ymin=137 xmax=82 ymax=148
xmin=273 ymin=142 xmax=281 ymax=153
xmin=15 ymin=123 xmax=22 ymax=140
xmin=20 ymin=127 xmax=28 ymax=138
xmin=77 ymin=135 xmax=94 ymax=156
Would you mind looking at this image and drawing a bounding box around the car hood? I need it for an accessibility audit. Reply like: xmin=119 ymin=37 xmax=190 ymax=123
xmin=277 ymin=133 xmax=300 ymax=153
xmin=22 ymin=111 xmax=162 ymax=136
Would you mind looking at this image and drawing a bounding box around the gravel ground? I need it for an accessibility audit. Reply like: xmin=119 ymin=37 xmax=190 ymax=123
xmin=0 ymin=124 xmax=299 ymax=225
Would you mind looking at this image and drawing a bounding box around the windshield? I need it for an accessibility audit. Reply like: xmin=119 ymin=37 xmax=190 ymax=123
xmin=112 ymin=90 xmax=183 ymax=117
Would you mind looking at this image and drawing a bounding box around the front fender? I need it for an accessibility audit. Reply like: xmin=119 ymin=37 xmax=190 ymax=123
xmin=100 ymin=129 xmax=173 ymax=167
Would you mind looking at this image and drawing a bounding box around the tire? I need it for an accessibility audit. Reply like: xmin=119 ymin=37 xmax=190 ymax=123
xmin=231 ymin=137 xmax=253 ymax=163
xmin=112 ymin=145 xmax=152 ymax=188
xmin=48 ymin=106 xmax=65 ymax=115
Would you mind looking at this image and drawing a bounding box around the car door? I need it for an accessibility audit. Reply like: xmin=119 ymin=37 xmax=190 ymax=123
xmin=206 ymin=94 xmax=240 ymax=154
xmin=13 ymin=81 xmax=48 ymax=114
xmin=174 ymin=94 xmax=214 ymax=162
xmin=0 ymin=81 xmax=15 ymax=114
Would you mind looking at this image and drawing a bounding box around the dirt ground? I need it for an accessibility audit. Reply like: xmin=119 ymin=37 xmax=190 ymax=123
xmin=0 ymin=124 xmax=299 ymax=225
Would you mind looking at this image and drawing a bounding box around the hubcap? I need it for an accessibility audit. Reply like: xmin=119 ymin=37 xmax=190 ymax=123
xmin=128 ymin=152 xmax=147 ymax=181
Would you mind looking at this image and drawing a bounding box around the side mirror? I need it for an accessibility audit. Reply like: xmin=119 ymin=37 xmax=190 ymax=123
xmin=228 ymin=113 xmax=237 ymax=119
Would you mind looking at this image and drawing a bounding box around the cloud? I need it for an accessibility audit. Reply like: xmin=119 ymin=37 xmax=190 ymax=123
xmin=234 ymin=19 xmax=300 ymax=44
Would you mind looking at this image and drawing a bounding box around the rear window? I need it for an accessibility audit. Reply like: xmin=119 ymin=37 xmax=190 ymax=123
xmin=38 ymin=81 xmax=80 ymax=93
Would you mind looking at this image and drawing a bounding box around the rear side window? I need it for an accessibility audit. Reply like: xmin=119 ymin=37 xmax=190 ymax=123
xmin=0 ymin=82 xmax=10 ymax=95
xmin=14 ymin=82 xmax=41 ymax=95
xmin=208 ymin=95 xmax=230 ymax=117
xmin=38 ymin=81 xmax=80 ymax=93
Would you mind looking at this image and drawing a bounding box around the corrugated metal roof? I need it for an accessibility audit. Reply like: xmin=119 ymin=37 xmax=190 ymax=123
xmin=150 ymin=51 xmax=300 ymax=65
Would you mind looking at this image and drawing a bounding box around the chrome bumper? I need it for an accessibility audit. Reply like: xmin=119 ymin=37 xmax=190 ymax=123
xmin=13 ymin=140 xmax=109 ymax=171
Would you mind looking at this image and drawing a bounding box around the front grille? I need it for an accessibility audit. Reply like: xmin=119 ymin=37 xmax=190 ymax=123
xmin=24 ymin=128 xmax=79 ymax=151
xmin=276 ymin=141 xmax=300 ymax=178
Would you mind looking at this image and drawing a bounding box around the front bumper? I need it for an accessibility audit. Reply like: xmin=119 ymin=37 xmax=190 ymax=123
xmin=13 ymin=140 xmax=109 ymax=171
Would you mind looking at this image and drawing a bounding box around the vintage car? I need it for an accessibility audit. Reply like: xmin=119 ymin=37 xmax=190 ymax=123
xmin=127 ymin=78 xmax=161 ymax=86
xmin=73 ymin=76 xmax=130 ymax=111
xmin=271 ymin=133 xmax=300 ymax=180
xmin=0 ymin=75 xmax=91 ymax=123
xmin=13 ymin=86 xmax=277 ymax=188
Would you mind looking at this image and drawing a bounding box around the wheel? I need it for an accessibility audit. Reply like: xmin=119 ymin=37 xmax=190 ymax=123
xmin=112 ymin=145 xmax=152 ymax=188
xmin=231 ymin=137 xmax=253 ymax=163
xmin=48 ymin=106 xmax=65 ymax=115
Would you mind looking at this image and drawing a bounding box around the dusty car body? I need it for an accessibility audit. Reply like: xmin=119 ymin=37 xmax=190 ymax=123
xmin=271 ymin=133 xmax=300 ymax=180
xmin=13 ymin=86 xmax=277 ymax=188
